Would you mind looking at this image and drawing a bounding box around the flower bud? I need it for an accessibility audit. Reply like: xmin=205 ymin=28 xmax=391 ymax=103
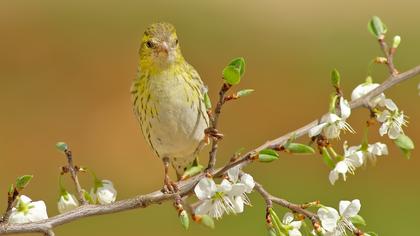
xmin=179 ymin=210 xmax=189 ymax=230
xmin=91 ymin=180 xmax=117 ymax=205
xmin=392 ymin=35 xmax=401 ymax=48
xmin=57 ymin=191 xmax=79 ymax=214
xmin=9 ymin=195 xmax=48 ymax=224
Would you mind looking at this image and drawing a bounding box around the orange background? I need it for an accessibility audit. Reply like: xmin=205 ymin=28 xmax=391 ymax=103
xmin=0 ymin=0 xmax=419 ymax=235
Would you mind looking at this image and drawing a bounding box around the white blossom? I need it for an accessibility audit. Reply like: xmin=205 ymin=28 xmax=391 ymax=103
xmin=91 ymin=180 xmax=117 ymax=205
xmin=9 ymin=195 xmax=48 ymax=224
xmin=309 ymin=97 xmax=354 ymax=139
xmin=282 ymin=212 xmax=302 ymax=236
xmin=317 ymin=199 xmax=361 ymax=235
xmin=329 ymin=144 xmax=364 ymax=185
xmin=194 ymin=178 xmax=235 ymax=219
xmin=351 ymin=82 xmax=386 ymax=107
xmin=376 ymin=99 xmax=407 ymax=139
xmin=57 ymin=191 xmax=79 ymax=214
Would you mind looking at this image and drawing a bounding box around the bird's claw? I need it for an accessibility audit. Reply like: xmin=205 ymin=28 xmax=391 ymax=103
xmin=205 ymin=127 xmax=224 ymax=140
xmin=162 ymin=176 xmax=179 ymax=194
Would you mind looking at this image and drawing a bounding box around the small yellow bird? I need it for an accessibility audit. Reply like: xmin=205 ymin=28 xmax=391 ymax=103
xmin=131 ymin=23 xmax=209 ymax=192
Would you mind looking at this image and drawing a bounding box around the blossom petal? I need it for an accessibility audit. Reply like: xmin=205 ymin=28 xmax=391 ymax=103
xmin=194 ymin=177 xmax=217 ymax=200
xmin=317 ymin=207 xmax=339 ymax=232
xmin=339 ymin=199 xmax=361 ymax=218
xmin=309 ymin=123 xmax=328 ymax=137
xmin=340 ymin=98 xmax=351 ymax=119
xmin=240 ymin=173 xmax=255 ymax=193
xmin=384 ymin=99 xmax=398 ymax=111
xmin=227 ymin=165 xmax=240 ymax=183
xmin=282 ymin=212 xmax=294 ymax=225
xmin=328 ymin=170 xmax=339 ymax=185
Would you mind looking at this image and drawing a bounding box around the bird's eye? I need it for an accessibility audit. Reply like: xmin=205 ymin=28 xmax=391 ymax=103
xmin=146 ymin=41 xmax=154 ymax=48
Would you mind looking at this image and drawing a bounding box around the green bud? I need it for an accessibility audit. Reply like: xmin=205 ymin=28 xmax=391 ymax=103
xmin=181 ymin=165 xmax=204 ymax=180
xmin=267 ymin=227 xmax=277 ymax=236
xmin=56 ymin=142 xmax=68 ymax=152
xmin=365 ymin=76 xmax=373 ymax=84
xmin=350 ymin=215 xmax=366 ymax=227
xmin=223 ymin=57 xmax=246 ymax=85
xmin=331 ymin=69 xmax=340 ymax=88
xmin=329 ymin=94 xmax=338 ymax=113
xmin=15 ymin=175 xmax=33 ymax=191
xmin=394 ymin=134 xmax=415 ymax=159
xmin=368 ymin=16 xmax=387 ymax=38
xmin=8 ymin=184 xmax=14 ymax=195
xmin=236 ymin=89 xmax=255 ymax=98
xmin=200 ymin=215 xmax=215 ymax=229
xmin=83 ymin=190 xmax=95 ymax=204
xmin=258 ymin=149 xmax=279 ymax=162
xmin=321 ymin=147 xmax=335 ymax=168
xmin=285 ymin=143 xmax=315 ymax=154
xmin=392 ymin=35 xmax=401 ymax=48
xmin=179 ymin=210 xmax=189 ymax=230
xmin=204 ymin=92 xmax=212 ymax=110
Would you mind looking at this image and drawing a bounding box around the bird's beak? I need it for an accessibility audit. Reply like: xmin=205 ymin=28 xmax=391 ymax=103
xmin=158 ymin=42 xmax=169 ymax=56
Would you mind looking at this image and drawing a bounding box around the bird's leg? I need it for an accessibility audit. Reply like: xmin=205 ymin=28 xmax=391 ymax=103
xmin=162 ymin=157 xmax=179 ymax=193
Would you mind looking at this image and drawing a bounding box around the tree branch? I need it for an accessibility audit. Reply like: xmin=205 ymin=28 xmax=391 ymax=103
xmin=1 ymin=65 xmax=419 ymax=235
xmin=63 ymin=149 xmax=87 ymax=205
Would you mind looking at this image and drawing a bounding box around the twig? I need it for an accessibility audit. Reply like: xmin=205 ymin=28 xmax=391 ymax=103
xmin=0 ymin=65 xmax=419 ymax=235
xmin=206 ymin=82 xmax=231 ymax=171
xmin=378 ymin=36 xmax=398 ymax=76
xmin=63 ymin=149 xmax=87 ymax=205
xmin=0 ymin=189 xmax=19 ymax=223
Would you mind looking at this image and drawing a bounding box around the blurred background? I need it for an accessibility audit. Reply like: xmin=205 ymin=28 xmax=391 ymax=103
xmin=1 ymin=0 xmax=419 ymax=235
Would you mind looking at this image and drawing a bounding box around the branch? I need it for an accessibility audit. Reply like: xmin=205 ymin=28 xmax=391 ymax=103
xmin=1 ymin=65 xmax=419 ymax=235
xmin=206 ymin=83 xmax=231 ymax=171
xmin=63 ymin=149 xmax=87 ymax=205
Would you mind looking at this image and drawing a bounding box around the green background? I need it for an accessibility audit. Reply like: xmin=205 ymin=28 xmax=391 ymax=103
xmin=1 ymin=0 xmax=419 ymax=235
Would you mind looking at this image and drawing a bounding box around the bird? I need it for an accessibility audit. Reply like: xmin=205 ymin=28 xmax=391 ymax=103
xmin=131 ymin=22 xmax=210 ymax=192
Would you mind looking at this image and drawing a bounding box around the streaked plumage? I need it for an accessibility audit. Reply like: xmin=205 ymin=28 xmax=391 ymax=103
xmin=131 ymin=23 xmax=209 ymax=180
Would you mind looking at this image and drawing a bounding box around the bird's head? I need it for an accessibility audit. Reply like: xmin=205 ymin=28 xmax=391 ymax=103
xmin=139 ymin=22 xmax=184 ymax=72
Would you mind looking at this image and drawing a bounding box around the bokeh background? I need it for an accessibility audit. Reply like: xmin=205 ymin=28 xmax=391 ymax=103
xmin=1 ymin=0 xmax=419 ymax=235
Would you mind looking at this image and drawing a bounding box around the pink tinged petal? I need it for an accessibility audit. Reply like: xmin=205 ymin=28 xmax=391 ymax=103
xmin=194 ymin=178 xmax=217 ymax=200
xmin=384 ymin=99 xmax=398 ymax=111
xmin=317 ymin=207 xmax=339 ymax=232
xmin=340 ymin=98 xmax=351 ymax=119
xmin=283 ymin=212 xmax=294 ymax=225
xmin=309 ymin=123 xmax=328 ymax=137
xmin=340 ymin=199 xmax=361 ymax=218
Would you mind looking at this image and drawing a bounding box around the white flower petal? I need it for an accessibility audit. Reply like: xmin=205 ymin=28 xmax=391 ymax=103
xmin=289 ymin=228 xmax=302 ymax=236
xmin=309 ymin=123 xmax=328 ymax=137
xmin=388 ymin=125 xmax=402 ymax=139
xmin=335 ymin=161 xmax=349 ymax=174
xmin=240 ymin=173 xmax=255 ymax=193
xmin=227 ymin=165 xmax=240 ymax=183
xmin=194 ymin=177 xmax=217 ymax=200
xmin=384 ymin=99 xmax=398 ymax=111
xmin=339 ymin=199 xmax=361 ymax=218
xmin=283 ymin=212 xmax=294 ymax=225
xmin=96 ymin=180 xmax=117 ymax=205
xmin=340 ymin=98 xmax=351 ymax=119
xmin=379 ymin=123 xmax=388 ymax=136
xmin=317 ymin=207 xmax=339 ymax=232
xmin=218 ymin=179 xmax=233 ymax=192
xmin=232 ymin=196 xmax=244 ymax=213
xmin=57 ymin=192 xmax=79 ymax=214
xmin=329 ymin=170 xmax=339 ymax=185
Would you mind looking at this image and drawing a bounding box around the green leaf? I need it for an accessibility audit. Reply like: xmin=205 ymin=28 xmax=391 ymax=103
xmin=83 ymin=190 xmax=95 ymax=204
xmin=179 ymin=210 xmax=189 ymax=230
xmin=223 ymin=65 xmax=241 ymax=85
xmin=267 ymin=227 xmax=278 ymax=236
xmin=350 ymin=215 xmax=366 ymax=227
xmin=228 ymin=57 xmax=245 ymax=76
xmin=181 ymin=165 xmax=204 ymax=179
xmin=368 ymin=16 xmax=387 ymax=38
xmin=331 ymin=69 xmax=340 ymax=88
xmin=321 ymin=147 xmax=335 ymax=168
xmin=236 ymin=89 xmax=254 ymax=98
xmin=365 ymin=232 xmax=379 ymax=236
xmin=200 ymin=215 xmax=215 ymax=229
xmin=268 ymin=208 xmax=286 ymax=235
xmin=15 ymin=175 xmax=33 ymax=190
xmin=56 ymin=142 xmax=68 ymax=152
xmin=394 ymin=134 xmax=415 ymax=159
xmin=204 ymin=92 xmax=212 ymax=110
xmin=286 ymin=143 xmax=315 ymax=154
xmin=259 ymin=149 xmax=279 ymax=162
